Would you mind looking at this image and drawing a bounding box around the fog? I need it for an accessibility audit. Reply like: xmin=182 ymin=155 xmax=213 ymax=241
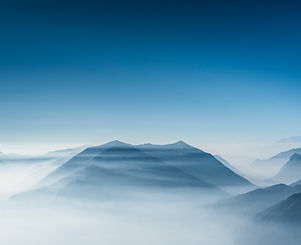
xmin=0 ymin=146 xmax=300 ymax=245
xmin=0 ymin=155 xmax=239 ymax=245
xmin=0 ymin=155 xmax=72 ymax=200
xmin=2 ymin=191 xmax=242 ymax=245
xmin=1 ymin=188 xmax=299 ymax=245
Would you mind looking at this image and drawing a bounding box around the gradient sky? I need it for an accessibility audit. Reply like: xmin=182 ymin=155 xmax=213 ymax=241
xmin=0 ymin=0 xmax=300 ymax=153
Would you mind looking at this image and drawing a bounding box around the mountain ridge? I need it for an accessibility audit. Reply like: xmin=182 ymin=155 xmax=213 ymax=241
xmin=270 ymin=153 xmax=301 ymax=184
xmin=214 ymin=183 xmax=301 ymax=216
xmin=16 ymin=140 xmax=256 ymax=201
xmin=255 ymin=192 xmax=301 ymax=224
xmin=252 ymin=148 xmax=301 ymax=178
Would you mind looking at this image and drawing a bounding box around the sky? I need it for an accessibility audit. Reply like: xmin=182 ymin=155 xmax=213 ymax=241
xmin=0 ymin=0 xmax=301 ymax=155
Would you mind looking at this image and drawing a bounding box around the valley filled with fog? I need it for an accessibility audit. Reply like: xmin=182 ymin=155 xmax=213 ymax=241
xmin=0 ymin=141 xmax=300 ymax=245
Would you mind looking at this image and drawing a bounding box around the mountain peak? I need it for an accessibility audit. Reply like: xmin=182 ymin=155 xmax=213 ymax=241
xmin=170 ymin=141 xmax=192 ymax=148
xmin=174 ymin=140 xmax=188 ymax=146
xmin=98 ymin=140 xmax=131 ymax=149
xmin=171 ymin=141 xmax=204 ymax=151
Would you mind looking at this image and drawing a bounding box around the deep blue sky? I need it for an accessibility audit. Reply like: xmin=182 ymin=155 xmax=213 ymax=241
xmin=0 ymin=0 xmax=300 ymax=148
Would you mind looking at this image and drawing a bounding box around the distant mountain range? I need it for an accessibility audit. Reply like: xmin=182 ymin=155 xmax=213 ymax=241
xmin=214 ymin=182 xmax=301 ymax=216
xmin=252 ymin=148 xmax=301 ymax=177
xmin=269 ymin=153 xmax=301 ymax=184
xmin=0 ymin=146 xmax=84 ymax=165
xmin=255 ymin=192 xmax=301 ymax=224
xmin=43 ymin=146 xmax=86 ymax=158
xmin=14 ymin=140 xmax=255 ymax=201
xmin=8 ymin=141 xmax=301 ymax=231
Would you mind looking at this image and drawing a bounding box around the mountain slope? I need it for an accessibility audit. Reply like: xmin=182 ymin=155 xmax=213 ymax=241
xmin=28 ymin=141 xmax=229 ymax=201
xmin=41 ymin=141 xmax=254 ymax=194
xmin=270 ymin=154 xmax=301 ymax=184
xmin=57 ymin=163 xmax=223 ymax=199
xmin=137 ymin=141 xmax=255 ymax=193
xmin=37 ymin=145 xmax=103 ymax=187
xmin=252 ymin=148 xmax=301 ymax=177
xmin=214 ymin=183 xmax=301 ymax=216
xmin=256 ymin=193 xmax=301 ymax=224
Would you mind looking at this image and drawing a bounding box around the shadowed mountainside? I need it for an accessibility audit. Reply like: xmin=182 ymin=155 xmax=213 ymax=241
xmin=14 ymin=140 xmax=256 ymax=201
xmin=48 ymin=141 xmax=254 ymax=192
xmin=255 ymin=192 xmax=301 ymax=224
xmin=136 ymin=141 xmax=254 ymax=193
xmin=16 ymin=141 xmax=237 ymax=201
xmin=213 ymin=183 xmax=301 ymax=216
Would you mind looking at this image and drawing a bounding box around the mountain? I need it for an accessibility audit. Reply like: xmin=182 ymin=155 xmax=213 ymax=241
xmin=38 ymin=141 xmax=131 ymax=186
xmin=28 ymin=141 xmax=230 ymax=201
xmin=252 ymin=148 xmax=301 ymax=177
xmin=16 ymin=140 xmax=258 ymax=202
xmin=268 ymin=148 xmax=301 ymax=160
xmin=270 ymin=154 xmax=301 ymax=184
xmin=137 ymin=141 xmax=255 ymax=193
xmin=0 ymin=146 xmax=83 ymax=166
xmin=256 ymin=193 xmax=301 ymax=224
xmin=214 ymin=183 xmax=301 ymax=216
xmin=40 ymin=141 xmax=254 ymax=193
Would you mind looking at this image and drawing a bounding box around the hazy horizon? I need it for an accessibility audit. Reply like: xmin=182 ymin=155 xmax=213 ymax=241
xmin=1 ymin=140 xmax=300 ymax=159
xmin=1 ymin=1 xmax=301 ymax=244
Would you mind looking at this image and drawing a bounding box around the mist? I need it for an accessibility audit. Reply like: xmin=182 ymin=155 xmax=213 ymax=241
xmin=0 ymin=142 xmax=300 ymax=245
xmin=1 ymin=187 xmax=299 ymax=245
xmin=1 ymin=190 xmax=241 ymax=245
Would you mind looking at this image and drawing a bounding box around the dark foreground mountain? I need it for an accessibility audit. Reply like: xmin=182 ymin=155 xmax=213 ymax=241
xmin=255 ymin=193 xmax=301 ymax=224
xmin=214 ymin=183 xmax=301 ymax=216
xmin=270 ymin=153 xmax=301 ymax=184
xmin=41 ymin=141 xmax=212 ymax=184
xmin=56 ymin=142 xmax=226 ymax=199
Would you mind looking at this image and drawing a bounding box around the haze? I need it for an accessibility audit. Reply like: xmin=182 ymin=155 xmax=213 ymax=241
xmin=1 ymin=1 xmax=300 ymax=245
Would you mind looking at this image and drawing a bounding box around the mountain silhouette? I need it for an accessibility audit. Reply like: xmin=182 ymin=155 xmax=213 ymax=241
xmin=270 ymin=153 xmax=301 ymax=184
xmin=252 ymin=148 xmax=301 ymax=177
xmin=214 ymin=183 xmax=301 ymax=216
xmin=17 ymin=140 xmax=258 ymax=201
xmin=41 ymin=141 xmax=254 ymax=192
xmin=27 ymin=141 xmax=233 ymax=201
xmin=255 ymin=192 xmax=301 ymax=224
xmin=137 ymin=141 xmax=254 ymax=193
